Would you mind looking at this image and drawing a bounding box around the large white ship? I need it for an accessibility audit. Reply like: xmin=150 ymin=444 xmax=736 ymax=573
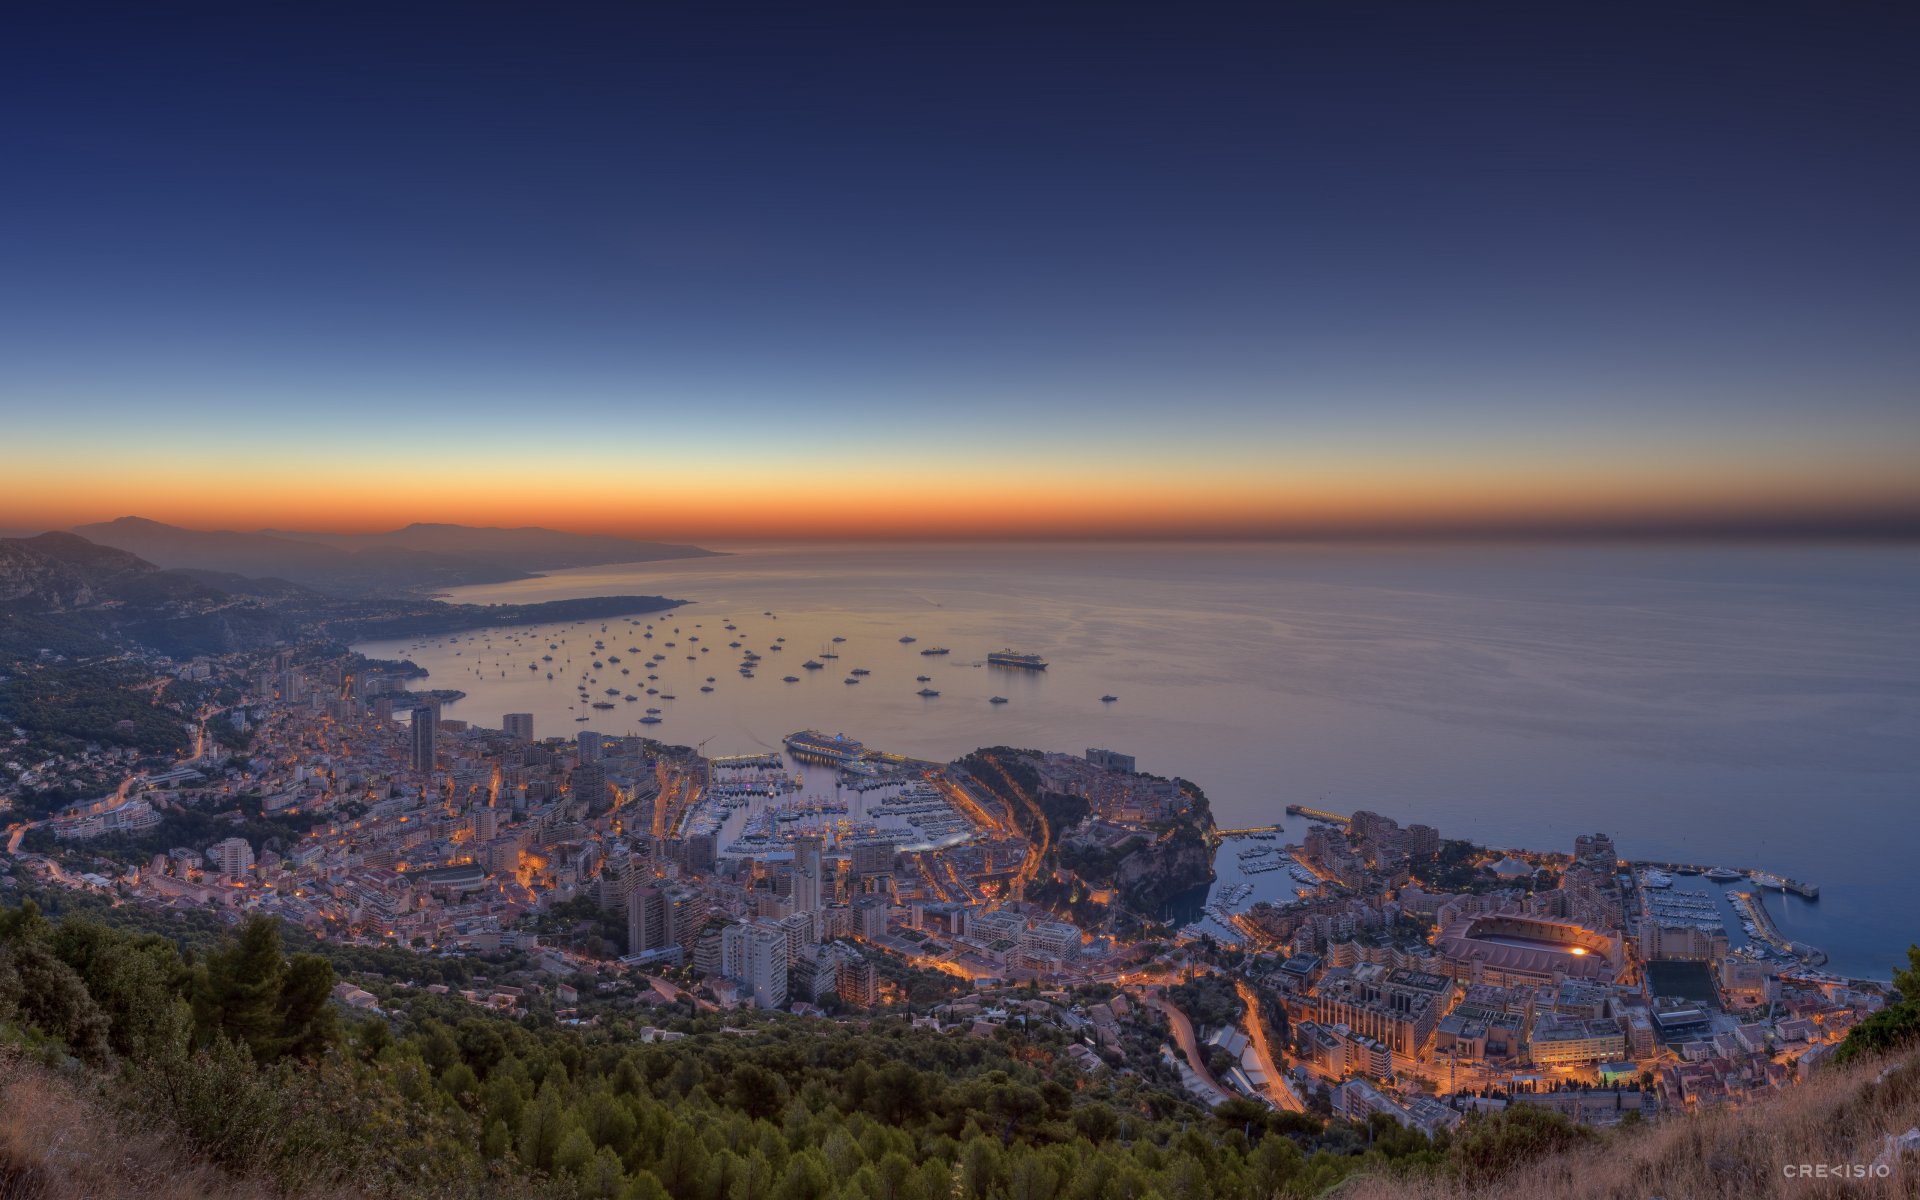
xmin=783 ymin=729 xmax=866 ymax=764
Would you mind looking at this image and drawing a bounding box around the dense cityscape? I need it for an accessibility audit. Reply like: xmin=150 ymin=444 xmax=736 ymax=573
xmin=4 ymin=616 xmax=1899 ymax=1148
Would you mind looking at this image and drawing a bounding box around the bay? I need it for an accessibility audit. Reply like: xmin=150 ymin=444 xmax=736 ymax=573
xmin=354 ymin=541 xmax=1920 ymax=978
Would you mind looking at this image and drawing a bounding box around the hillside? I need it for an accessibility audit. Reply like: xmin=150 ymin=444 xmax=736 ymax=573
xmin=72 ymin=517 xmax=718 ymax=596
xmin=0 ymin=1007 xmax=1914 ymax=1200
xmin=265 ymin=521 xmax=717 ymax=571
xmin=0 ymin=531 xmax=179 ymax=611
xmin=72 ymin=517 xmax=528 ymax=595
xmin=1339 ymin=1049 xmax=1920 ymax=1200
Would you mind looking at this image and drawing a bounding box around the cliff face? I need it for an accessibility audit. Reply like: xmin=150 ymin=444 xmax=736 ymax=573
xmin=1115 ymin=825 xmax=1216 ymax=915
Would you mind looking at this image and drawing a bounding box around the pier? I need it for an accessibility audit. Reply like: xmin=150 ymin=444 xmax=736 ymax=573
xmin=1636 ymin=860 xmax=1819 ymax=900
xmin=1283 ymin=805 xmax=1350 ymax=828
xmin=1217 ymin=824 xmax=1284 ymax=838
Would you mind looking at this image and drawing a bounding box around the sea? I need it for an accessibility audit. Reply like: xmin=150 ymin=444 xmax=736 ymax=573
xmin=353 ymin=541 xmax=1919 ymax=979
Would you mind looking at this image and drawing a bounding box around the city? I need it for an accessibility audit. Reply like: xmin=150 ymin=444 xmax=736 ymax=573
xmin=3 ymin=1 xmax=1917 ymax=1196
xmin=4 ymin=634 xmax=1896 ymax=1145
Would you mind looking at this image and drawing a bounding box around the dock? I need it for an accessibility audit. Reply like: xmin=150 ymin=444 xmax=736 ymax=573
xmin=1218 ymin=824 xmax=1284 ymax=838
xmin=1636 ymin=860 xmax=1818 ymax=899
xmin=1284 ymin=805 xmax=1350 ymax=828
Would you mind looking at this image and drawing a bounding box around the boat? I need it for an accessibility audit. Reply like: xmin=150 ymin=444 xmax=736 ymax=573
xmin=915 ymin=675 xmax=931 ymax=682
xmin=785 ymin=730 xmax=865 ymax=764
xmin=574 ymin=715 xmax=588 ymax=721
xmin=1751 ymin=871 xmax=1790 ymax=891
xmin=783 ymin=675 xmax=800 ymax=683
xmin=1100 ymin=694 xmax=1118 ymax=702
xmin=987 ymin=650 xmax=1048 ymax=670
xmin=660 ymin=694 xmax=675 ymax=700
xmin=640 ymin=716 xmax=662 ymax=725
xmin=1642 ymin=870 xmax=1674 ymax=889
xmin=700 ymin=686 xmax=714 ymax=693
xmin=1706 ymin=867 xmax=1743 ymax=882
xmin=591 ymin=702 xmax=615 ymax=710
xmin=645 ymin=707 xmax=661 ymax=714
xmin=917 ymin=688 xmax=940 ymax=697
xmin=899 ymin=636 xmax=917 ymax=643
xmin=989 ymin=696 xmax=1008 ymax=705
xmin=850 ymin=667 xmax=870 ymax=676
xmin=831 ymin=636 xmax=846 ymax=643
xmin=920 ymin=647 xmax=950 ymax=656
xmin=802 ymin=660 xmax=824 ymax=670
xmin=844 ymin=677 xmax=860 ymax=684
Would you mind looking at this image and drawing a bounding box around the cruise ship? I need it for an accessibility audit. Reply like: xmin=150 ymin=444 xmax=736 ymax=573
xmin=987 ymin=650 xmax=1048 ymax=669
xmin=783 ymin=730 xmax=866 ymax=764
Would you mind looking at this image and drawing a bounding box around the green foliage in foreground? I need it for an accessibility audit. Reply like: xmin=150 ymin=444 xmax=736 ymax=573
xmin=18 ymin=904 xmax=1901 ymax=1200
xmin=0 ymin=901 xmax=1461 ymax=1199
xmin=1836 ymin=944 xmax=1920 ymax=1065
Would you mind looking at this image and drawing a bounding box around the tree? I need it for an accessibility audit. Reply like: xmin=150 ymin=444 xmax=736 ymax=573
xmin=276 ymin=953 xmax=337 ymax=1060
xmin=1 ymin=940 xmax=111 ymax=1063
xmin=192 ymin=915 xmax=287 ymax=1059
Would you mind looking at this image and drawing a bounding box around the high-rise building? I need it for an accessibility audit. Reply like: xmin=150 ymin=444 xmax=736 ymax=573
xmin=664 ymin=886 xmax=708 ymax=953
xmin=628 ymin=886 xmax=668 ymax=955
xmin=472 ymin=806 xmax=500 ymax=842
xmin=792 ymin=835 xmax=824 ymax=913
xmin=837 ymin=953 xmax=878 ymax=1007
xmin=210 ymin=836 xmax=255 ymax=880
xmin=571 ymin=763 xmax=607 ymax=810
xmin=1404 ymin=824 xmax=1440 ymax=857
xmin=850 ymin=840 xmax=896 ymax=880
xmin=411 ymin=707 xmax=438 ymax=774
xmin=503 ymin=713 xmax=535 ymax=743
xmin=722 ymin=922 xmax=789 ymax=1010
xmin=685 ymin=833 xmax=717 ymax=874
xmin=1574 ymin=832 xmax=1617 ymax=870
xmin=577 ymin=730 xmax=603 ymax=762
xmin=853 ymin=895 xmax=889 ymax=940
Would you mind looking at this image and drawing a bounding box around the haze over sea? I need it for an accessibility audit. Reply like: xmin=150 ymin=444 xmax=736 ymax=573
xmin=357 ymin=542 xmax=1919 ymax=978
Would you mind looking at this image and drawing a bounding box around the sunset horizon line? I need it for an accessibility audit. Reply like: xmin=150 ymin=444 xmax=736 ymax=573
xmin=11 ymin=508 xmax=1919 ymax=547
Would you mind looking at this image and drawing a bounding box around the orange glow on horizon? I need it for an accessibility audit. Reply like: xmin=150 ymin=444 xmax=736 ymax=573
xmin=5 ymin=438 xmax=1917 ymax=540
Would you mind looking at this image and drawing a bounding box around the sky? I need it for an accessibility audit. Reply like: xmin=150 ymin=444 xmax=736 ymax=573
xmin=3 ymin=1 xmax=1917 ymax=540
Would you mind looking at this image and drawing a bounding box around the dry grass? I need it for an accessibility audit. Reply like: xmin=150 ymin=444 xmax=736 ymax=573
xmin=1339 ymin=1046 xmax=1920 ymax=1200
xmin=0 ymin=1050 xmax=358 ymax=1200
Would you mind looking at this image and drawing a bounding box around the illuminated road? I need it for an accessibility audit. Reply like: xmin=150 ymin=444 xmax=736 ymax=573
xmin=969 ymin=754 xmax=1048 ymax=901
xmin=928 ymin=771 xmax=1003 ymax=835
xmin=1235 ymin=978 xmax=1305 ymax=1112
xmin=1144 ymin=988 xmax=1230 ymax=1099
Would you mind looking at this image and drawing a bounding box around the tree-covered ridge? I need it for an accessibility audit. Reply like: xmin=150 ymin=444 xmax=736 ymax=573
xmin=5 ymin=899 xmax=1912 ymax=1200
xmin=0 ymin=901 xmax=1454 ymax=1198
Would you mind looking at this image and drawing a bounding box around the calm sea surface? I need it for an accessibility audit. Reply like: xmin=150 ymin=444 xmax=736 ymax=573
xmin=355 ymin=542 xmax=1919 ymax=978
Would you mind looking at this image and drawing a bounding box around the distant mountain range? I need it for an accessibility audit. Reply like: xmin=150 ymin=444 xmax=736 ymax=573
xmin=1 ymin=529 xmax=687 ymax=662
xmin=68 ymin=517 xmax=716 ymax=596
xmin=0 ymin=531 xmax=193 ymax=612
